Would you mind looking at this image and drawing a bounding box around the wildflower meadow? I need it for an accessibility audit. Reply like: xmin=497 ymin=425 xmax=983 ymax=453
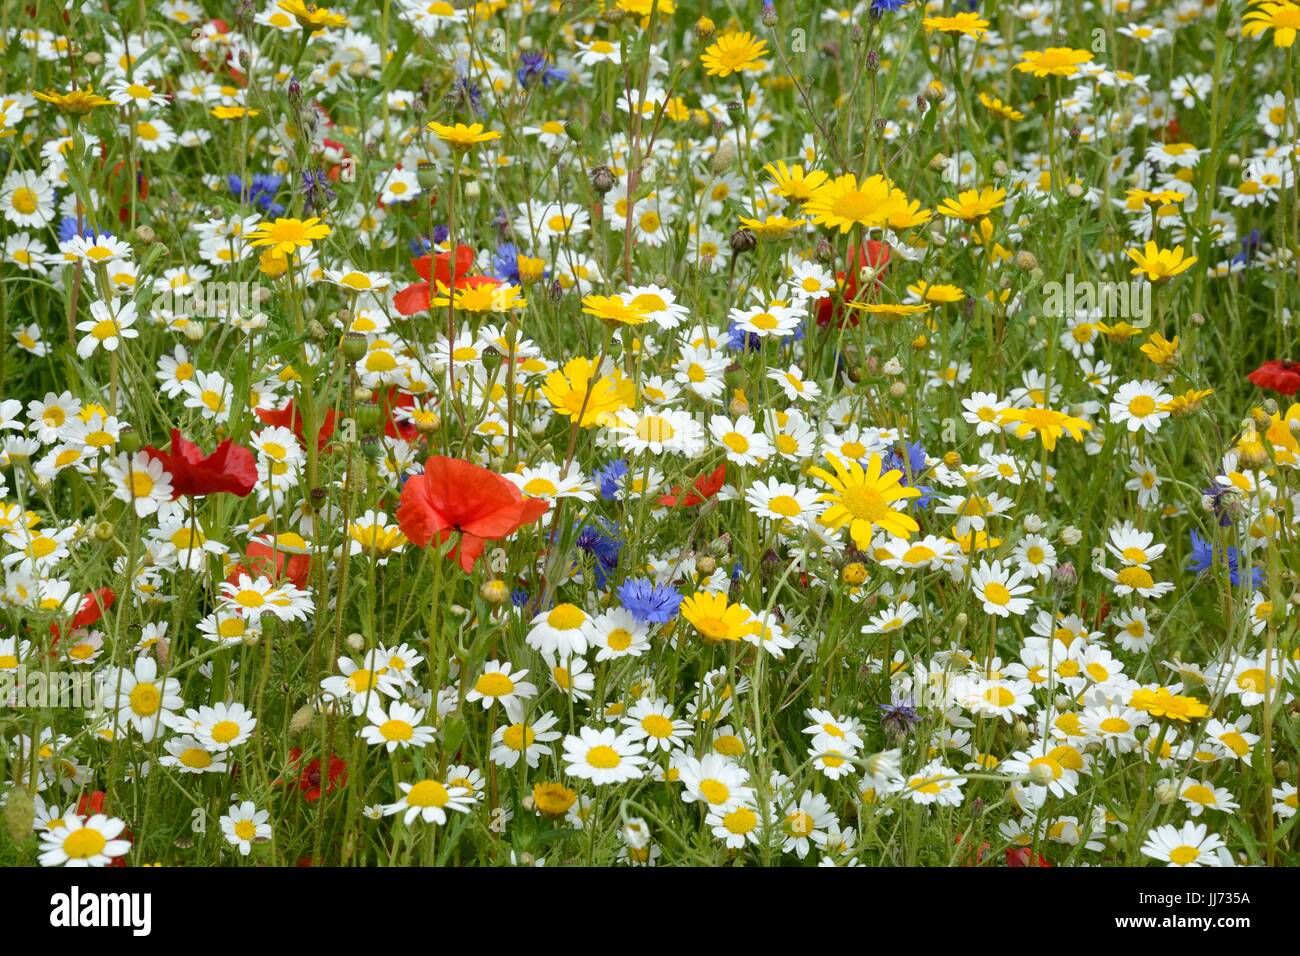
xmin=1 ymin=0 xmax=1299 ymax=881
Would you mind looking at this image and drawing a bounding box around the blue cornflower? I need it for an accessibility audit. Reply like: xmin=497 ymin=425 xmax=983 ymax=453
xmin=871 ymin=0 xmax=912 ymax=12
xmin=1232 ymin=229 xmax=1261 ymax=267
xmin=492 ymin=243 xmax=522 ymax=283
xmin=880 ymin=696 xmax=921 ymax=735
xmin=1187 ymin=530 xmax=1262 ymax=588
xmin=576 ymin=521 xmax=622 ymax=589
xmin=726 ymin=321 xmax=763 ymax=352
xmin=228 ymin=173 xmax=284 ymax=215
xmin=516 ymin=52 xmax=567 ymax=89
xmin=510 ymin=588 xmax=531 ymax=609
xmin=1201 ymin=481 xmax=1237 ymax=527
xmin=883 ymin=440 xmax=935 ymax=508
xmin=592 ymin=459 xmax=629 ymax=501
xmin=57 ymin=217 xmax=112 ymax=242
xmin=618 ymin=578 xmax=683 ymax=624
xmin=300 ymin=168 xmax=335 ymax=214
xmin=454 ymin=74 xmax=485 ymax=116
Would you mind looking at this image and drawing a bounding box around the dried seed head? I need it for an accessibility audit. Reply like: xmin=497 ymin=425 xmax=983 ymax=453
xmin=729 ymin=228 xmax=757 ymax=254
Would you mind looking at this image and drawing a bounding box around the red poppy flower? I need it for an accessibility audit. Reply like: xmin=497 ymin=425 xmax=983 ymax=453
xmin=228 ymin=541 xmax=311 ymax=590
xmin=396 ymin=456 xmax=549 ymax=572
xmin=393 ymin=244 xmax=496 ymax=315
xmin=76 ymin=791 xmax=131 ymax=866
xmin=1091 ymin=595 xmax=1112 ymax=630
xmin=104 ymin=153 xmax=147 ymax=226
xmin=658 ymin=463 xmax=727 ymax=508
xmin=51 ymin=587 xmax=115 ymax=641
xmin=287 ymin=748 xmax=348 ymax=803
xmin=322 ymin=137 xmax=351 ymax=182
xmin=255 ymin=399 xmax=336 ymax=451
xmin=955 ymin=833 xmax=991 ymax=867
xmin=1005 ymin=847 xmax=1052 ymax=867
xmin=816 ymin=240 xmax=891 ymax=327
xmin=76 ymin=790 xmax=107 ymax=817
xmin=376 ymin=386 xmax=419 ymax=441
xmin=1247 ymin=359 xmax=1300 ymax=397
xmin=143 ymin=429 xmax=257 ymax=498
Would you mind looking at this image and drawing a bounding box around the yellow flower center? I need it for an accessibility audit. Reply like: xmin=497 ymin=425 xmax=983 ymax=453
xmin=406 ymin=779 xmax=450 ymax=808
xmin=585 ymin=745 xmax=621 ymax=769
xmin=210 ymin=721 xmax=241 ymax=744
xmin=474 ymin=672 xmax=515 ymax=696
xmin=63 ymin=828 xmax=107 ymax=859
xmin=699 ymin=779 xmax=730 ymax=805
xmin=1169 ymin=845 xmax=1200 ymax=865
xmin=983 ymin=582 xmax=1012 ymax=606
xmin=547 ymin=603 xmax=585 ymax=629
xmin=180 ymin=747 xmax=212 ymax=769
xmin=380 ymin=719 xmax=413 ymax=741
xmin=1116 ymin=567 xmax=1155 ymax=590
xmin=129 ymin=682 xmax=161 ymax=716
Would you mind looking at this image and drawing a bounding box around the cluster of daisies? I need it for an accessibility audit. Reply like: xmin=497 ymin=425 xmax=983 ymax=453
xmin=0 ymin=0 xmax=1298 ymax=869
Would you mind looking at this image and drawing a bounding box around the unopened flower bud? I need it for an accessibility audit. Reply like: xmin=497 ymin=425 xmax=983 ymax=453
xmin=3 ymin=789 xmax=35 ymax=843
xmin=355 ymin=401 xmax=383 ymax=432
xmin=622 ymin=817 xmax=651 ymax=849
xmin=1060 ymin=526 xmax=1082 ymax=546
xmin=1028 ymin=762 xmax=1056 ymax=786
xmin=342 ymin=332 xmax=367 ymax=363
xmin=729 ymin=228 xmax=757 ymax=254
xmin=289 ymin=704 xmax=316 ymax=736
xmin=842 ymin=561 xmax=868 ymax=585
xmin=710 ymin=140 xmax=736 ymax=175
xmin=1154 ymin=779 xmax=1178 ymax=805
xmin=345 ymin=632 xmax=366 ymax=653
xmin=480 ymin=579 xmax=510 ymax=605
